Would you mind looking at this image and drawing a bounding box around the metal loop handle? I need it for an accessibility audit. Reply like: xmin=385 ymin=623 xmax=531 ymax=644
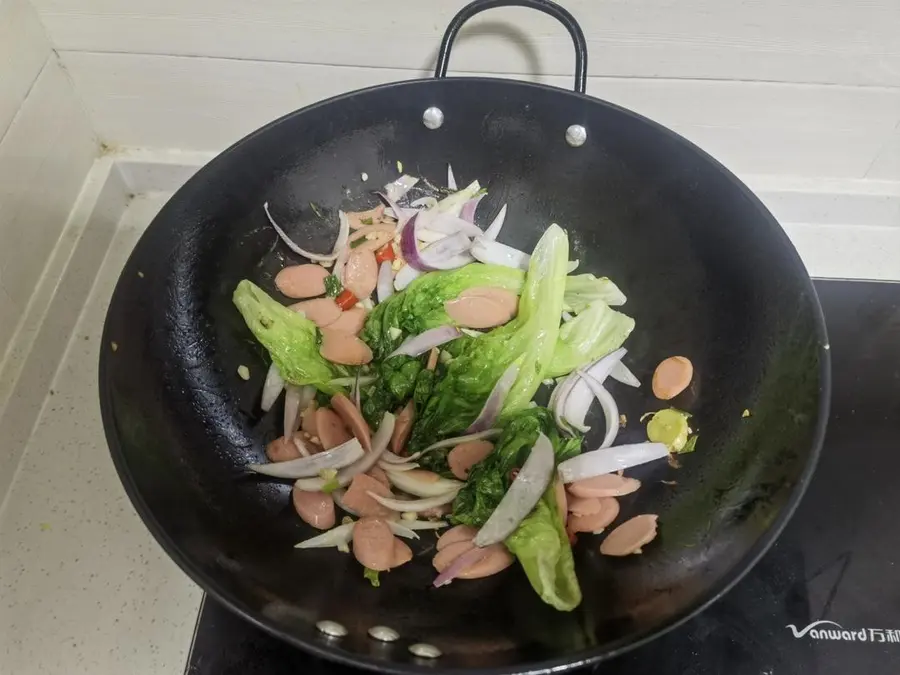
xmin=434 ymin=0 xmax=588 ymax=94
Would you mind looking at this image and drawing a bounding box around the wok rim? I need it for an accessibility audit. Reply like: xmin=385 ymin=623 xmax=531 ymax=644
xmin=99 ymin=75 xmax=831 ymax=674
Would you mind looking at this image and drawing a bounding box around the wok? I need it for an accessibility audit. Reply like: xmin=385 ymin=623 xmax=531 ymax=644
xmin=99 ymin=0 xmax=830 ymax=671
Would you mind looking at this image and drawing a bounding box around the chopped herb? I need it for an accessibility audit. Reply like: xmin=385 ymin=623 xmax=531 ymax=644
xmin=364 ymin=567 xmax=381 ymax=587
xmin=360 ymin=217 xmax=374 ymax=226
xmin=619 ymin=414 xmax=627 ymax=427
xmin=350 ymin=237 xmax=367 ymax=249
xmin=660 ymin=480 xmax=678 ymax=486
xmin=646 ymin=408 xmax=691 ymax=452
xmin=396 ymin=160 xmax=403 ymax=173
xmin=319 ymin=469 xmax=339 ymax=493
xmin=680 ymin=435 xmax=699 ymax=454
xmin=309 ymin=202 xmax=324 ymax=218
xmin=742 ymin=409 xmax=752 ymax=418
xmin=324 ymin=275 xmax=343 ymax=297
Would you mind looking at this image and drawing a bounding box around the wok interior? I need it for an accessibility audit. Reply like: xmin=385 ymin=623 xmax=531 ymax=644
xmin=101 ymin=79 xmax=825 ymax=669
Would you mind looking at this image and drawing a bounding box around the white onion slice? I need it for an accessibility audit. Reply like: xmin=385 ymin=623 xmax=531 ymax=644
xmin=294 ymin=522 xmax=355 ymax=549
xmin=261 ymin=363 xmax=285 ymax=412
xmin=482 ymin=204 xmax=507 ymax=241
xmin=331 ymin=244 xmax=350 ymax=286
xmin=394 ymin=264 xmax=423 ymax=290
xmin=387 ymin=521 xmax=420 ymax=540
xmin=377 ymin=460 xmax=419 ymax=472
xmin=411 ymin=196 xmax=438 ymax=210
xmin=574 ymin=370 xmax=619 ymax=449
xmin=459 ymin=194 xmax=485 ymax=223
xmin=466 ymin=363 xmax=519 ymax=433
xmin=550 ymin=374 xmax=586 ymax=435
xmin=436 ymin=180 xmax=481 ymax=216
xmin=388 ymin=326 xmax=461 ymax=358
xmin=447 ymin=164 xmax=457 ymax=190
xmin=328 ymin=375 xmax=377 ymax=388
xmin=283 ymin=385 xmax=304 ymax=439
xmin=471 ymin=237 xmax=530 ymax=270
xmin=610 ymin=361 xmax=641 ymax=388
xmin=425 ymin=212 xmax=483 ymax=238
xmin=377 ymin=260 xmax=394 ymax=303
xmin=566 ymin=259 xmax=579 ymax=273
xmin=334 ymin=210 xmax=351 ymax=255
xmin=416 ymin=228 xmax=448 ymax=244
xmin=367 ymin=490 xmax=460 ymax=513
xmin=419 ymin=232 xmax=472 ymax=270
xmin=420 ymin=429 xmax=502 ymax=456
xmin=263 ymin=202 xmax=339 ymax=262
xmin=380 ymin=450 xmax=424 ymax=464
xmin=403 ymin=520 xmax=448 ymax=530
xmin=384 ymin=174 xmax=419 ymax=202
xmin=562 ymin=349 xmax=627 ymax=431
xmin=385 ymin=470 xmax=463 ymax=497
xmin=474 ymin=433 xmax=555 ymax=547
xmin=331 ymin=489 xmax=358 ymax=516
xmin=352 ymin=369 xmax=362 ymax=410
xmin=248 ymin=438 xmax=364 ymax=479
xmin=557 ymin=443 xmax=670 ymax=484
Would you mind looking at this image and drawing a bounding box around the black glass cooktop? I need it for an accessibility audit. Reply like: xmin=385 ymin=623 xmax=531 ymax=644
xmin=185 ymin=279 xmax=900 ymax=675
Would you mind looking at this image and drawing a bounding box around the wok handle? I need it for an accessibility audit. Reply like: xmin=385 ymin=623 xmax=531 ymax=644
xmin=434 ymin=0 xmax=588 ymax=94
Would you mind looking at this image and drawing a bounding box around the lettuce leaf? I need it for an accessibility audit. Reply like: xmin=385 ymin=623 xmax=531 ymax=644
xmin=547 ymin=299 xmax=635 ymax=378
xmin=407 ymin=225 xmax=570 ymax=451
xmin=232 ymin=280 xmax=345 ymax=391
xmin=505 ymin=484 xmax=582 ymax=611
xmin=562 ymin=274 xmax=626 ymax=313
xmin=360 ymin=355 xmax=422 ymax=428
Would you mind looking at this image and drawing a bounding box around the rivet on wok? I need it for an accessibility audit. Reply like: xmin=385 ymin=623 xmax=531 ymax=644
xmin=368 ymin=625 xmax=400 ymax=642
xmin=409 ymin=642 xmax=442 ymax=659
xmin=316 ymin=620 xmax=347 ymax=638
xmin=422 ymin=107 xmax=445 ymax=130
xmin=565 ymin=124 xmax=587 ymax=147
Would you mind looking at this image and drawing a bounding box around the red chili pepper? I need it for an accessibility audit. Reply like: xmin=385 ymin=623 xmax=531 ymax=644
xmin=335 ymin=289 xmax=358 ymax=311
xmin=375 ymin=244 xmax=396 ymax=264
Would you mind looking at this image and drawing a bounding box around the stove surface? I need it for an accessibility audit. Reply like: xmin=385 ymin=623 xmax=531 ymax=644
xmin=186 ymin=279 xmax=900 ymax=675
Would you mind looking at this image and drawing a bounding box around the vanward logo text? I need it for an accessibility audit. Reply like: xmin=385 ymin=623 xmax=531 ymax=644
xmin=786 ymin=621 xmax=900 ymax=643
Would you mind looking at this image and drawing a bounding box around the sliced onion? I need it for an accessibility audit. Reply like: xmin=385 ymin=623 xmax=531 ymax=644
xmin=385 ymin=470 xmax=463 ymax=497
xmin=550 ymin=374 xmax=586 ymax=435
xmin=466 ymin=363 xmax=519 ymax=432
xmin=377 ymin=260 xmax=394 ymax=303
xmin=447 ymin=164 xmax=457 ymax=191
xmin=394 ymin=264 xmax=422 ymax=290
xmin=574 ymin=370 xmax=619 ymax=449
xmin=403 ymin=520 xmax=448 ymax=530
xmin=610 ymin=361 xmax=640 ymax=388
xmin=433 ymin=545 xmax=489 ymax=588
xmin=294 ymin=412 xmax=395 ymax=491
xmin=377 ymin=459 xmax=419 ymax=472
xmin=328 ymin=375 xmax=377 ymax=388
xmin=388 ymin=326 xmax=461 ymax=358
xmin=376 ymin=191 xmax=412 ymax=228
xmin=459 ymin=194 xmax=485 ymax=223
xmin=471 ymin=237 xmax=529 ymax=270
xmin=367 ymin=490 xmax=459 ymax=513
xmin=437 ymin=180 xmax=481 ymax=216
xmin=334 ymin=210 xmax=351 ymax=255
xmin=263 ymin=202 xmax=339 ymax=262
xmin=248 ymin=438 xmax=364 ymax=479
xmin=294 ymin=522 xmax=355 ymax=549
xmin=331 ymin=244 xmax=350 ymax=286
xmin=402 ymin=217 xmax=472 ymax=271
xmin=387 ymin=521 xmax=420 ymax=540
xmin=474 ymin=433 xmax=555 ymax=547
xmin=380 ymin=450 xmax=424 ymax=464
xmin=562 ymin=349 xmax=627 ymax=431
xmin=384 ymin=174 xmax=419 ymax=202
xmin=561 ymin=311 xmax=574 ymax=322
xmin=420 ymin=429 xmax=502 ymax=456
xmin=566 ymin=259 xmax=579 ymax=274
xmin=261 ymin=363 xmax=285 ymax=412
xmin=411 ymin=196 xmax=438 ymax=210
xmin=331 ymin=489 xmax=357 ymax=516
xmin=283 ymin=385 xmax=304 ymax=439
xmin=425 ymin=211 xmax=483 ymax=238
xmin=482 ymin=204 xmax=507 ymax=241
xmin=416 ymin=228 xmax=448 ymax=244
xmin=557 ymin=442 xmax=670 ymax=484
xmin=352 ymin=369 xmax=362 ymax=411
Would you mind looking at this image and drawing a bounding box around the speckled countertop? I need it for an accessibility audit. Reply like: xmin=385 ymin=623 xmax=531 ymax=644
xmin=0 ymin=194 xmax=202 ymax=675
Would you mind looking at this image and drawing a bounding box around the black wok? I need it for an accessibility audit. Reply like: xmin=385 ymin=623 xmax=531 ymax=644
xmin=99 ymin=0 xmax=829 ymax=671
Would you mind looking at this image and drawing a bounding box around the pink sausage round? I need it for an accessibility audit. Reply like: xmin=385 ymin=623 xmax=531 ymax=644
xmin=342 ymin=249 xmax=378 ymax=300
xmin=366 ymin=465 xmax=391 ymax=490
xmin=391 ymin=538 xmax=413 ymax=568
xmin=292 ymin=488 xmax=335 ymax=530
xmin=341 ymin=473 xmax=393 ymax=518
xmin=300 ymin=401 xmax=318 ymax=436
xmin=289 ymin=298 xmax=342 ymax=327
xmin=460 ymin=287 xmax=519 ymax=316
xmin=457 ymin=544 xmax=514 ymax=579
xmin=331 ymin=393 xmax=371 ymax=451
xmin=447 ymin=440 xmax=494 ymax=480
xmin=436 ymin=525 xmax=478 ymax=551
xmin=326 ymin=307 xmax=367 ymax=335
xmin=444 ymin=296 xmax=515 ymax=329
xmin=432 ymin=540 xmax=475 ymax=572
xmin=567 ymin=498 xmax=620 ymax=534
xmin=315 ymin=407 xmax=352 ymax=450
xmin=319 ymin=330 xmax=373 ymax=366
xmin=390 ymin=401 xmax=415 ymax=454
xmin=568 ymin=496 xmax=603 ymax=516
xmin=352 ymin=517 xmax=395 ymax=571
xmin=346 ymin=205 xmax=385 ymax=230
xmin=275 ymin=264 xmax=329 ymax=299
xmin=599 ymin=514 xmax=659 ymax=556
xmin=266 ymin=436 xmax=302 ymax=462
xmin=567 ymin=474 xmax=641 ymax=499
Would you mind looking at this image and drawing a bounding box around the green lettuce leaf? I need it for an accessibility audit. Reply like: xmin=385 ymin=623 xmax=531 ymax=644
xmin=232 ymin=280 xmax=345 ymax=391
xmin=505 ymin=484 xmax=582 ymax=611
xmin=363 ymin=567 xmax=381 ymax=587
xmin=407 ymin=225 xmax=569 ymax=451
xmin=547 ymin=299 xmax=635 ymax=378
xmin=562 ymin=274 xmax=626 ymax=313
xmin=360 ymin=355 xmax=422 ymax=428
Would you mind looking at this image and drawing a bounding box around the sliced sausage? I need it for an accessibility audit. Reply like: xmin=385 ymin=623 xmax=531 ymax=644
xmin=346 ymin=205 xmax=385 ymax=229
xmin=447 ymin=440 xmax=494 ymax=480
xmin=459 ymin=287 xmax=519 ymax=316
xmin=275 ymin=264 xmax=329 ymax=299
xmin=436 ymin=525 xmax=477 ymax=551
xmin=420 ymin=504 xmax=451 ymax=519
xmin=567 ymin=497 xmax=620 ymax=534
xmin=567 ymin=474 xmax=641 ymax=498
xmin=291 ymin=488 xmax=335 ymax=530
xmin=426 ymin=347 xmax=440 ymax=371
xmin=652 ymin=356 xmax=693 ymax=400
xmin=266 ymin=436 xmax=302 ymax=462
xmin=326 ymin=307 xmax=367 ymax=335
xmin=568 ymin=496 xmax=604 ymax=516
xmin=315 ymin=407 xmax=352 ymax=450
xmin=599 ymin=514 xmax=659 ymax=556
xmin=353 ymin=231 xmax=394 ymax=252
xmin=458 ymin=544 xmax=514 ymax=579
xmin=300 ymin=401 xmax=318 ymax=436
xmin=390 ymin=401 xmax=415 ymax=454
xmin=391 ymin=538 xmax=413 ymax=568
xmin=366 ymin=465 xmax=390 ymax=490
xmin=319 ymin=329 xmax=373 ymax=366
xmin=331 ymin=393 xmax=371 ymax=451
xmin=432 ymin=540 xmax=475 ymax=572
xmin=348 ymin=223 xmax=396 ymax=244
xmin=444 ymin=296 xmax=515 ymax=329
xmin=289 ymin=298 xmax=342 ymax=327
xmin=341 ymin=473 xmax=393 ymax=518
xmin=352 ymin=517 xmax=395 ymax=571
xmin=342 ymin=249 xmax=378 ymax=300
